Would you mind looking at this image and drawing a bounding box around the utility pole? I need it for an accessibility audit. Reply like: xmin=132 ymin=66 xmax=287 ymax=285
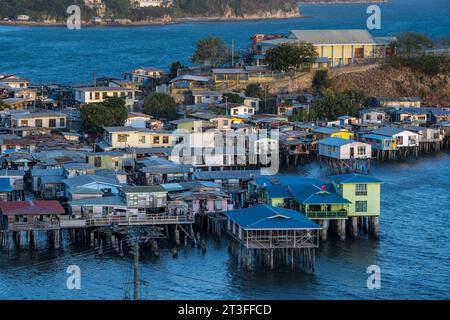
xmin=133 ymin=242 xmax=140 ymax=300
xmin=112 ymin=225 xmax=163 ymax=301
xmin=224 ymin=96 xmax=228 ymax=116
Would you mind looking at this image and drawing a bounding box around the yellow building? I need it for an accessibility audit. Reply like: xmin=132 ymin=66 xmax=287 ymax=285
xmin=260 ymin=29 xmax=395 ymax=68
xmin=312 ymin=127 xmax=355 ymax=140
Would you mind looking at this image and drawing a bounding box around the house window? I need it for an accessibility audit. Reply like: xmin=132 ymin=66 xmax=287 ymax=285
xmin=49 ymin=119 xmax=56 ymax=128
xmin=396 ymin=136 xmax=403 ymax=145
xmin=355 ymin=184 xmax=368 ymax=196
xmin=355 ymin=201 xmax=368 ymax=212
xmin=35 ymin=119 xmax=43 ymax=127
xmin=128 ymin=92 xmax=133 ymax=99
xmin=20 ymin=120 xmax=28 ymax=126
xmin=113 ymin=92 xmax=118 ymax=97
xmin=377 ymin=115 xmax=383 ymax=121
xmin=162 ymin=136 xmax=169 ymax=144
xmin=94 ymin=157 xmax=102 ymax=168
xmin=357 ymin=146 xmax=366 ymax=156
xmin=214 ymin=200 xmax=223 ymax=211
xmin=60 ymin=118 xmax=65 ymax=127
xmin=95 ymin=92 xmax=100 ymax=100
xmin=102 ymin=92 xmax=107 ymax=99
xmin=139 ymin=136 xmax=146 ymax=144
xmin=117 ymin=134 xmax=128 ymax=143
xmin=153 ymin=136 xmax=160 ymax=144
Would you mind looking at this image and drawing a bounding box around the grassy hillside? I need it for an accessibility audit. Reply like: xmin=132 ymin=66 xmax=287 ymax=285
xmin=330 ymin=59 xmax=450 ymax=107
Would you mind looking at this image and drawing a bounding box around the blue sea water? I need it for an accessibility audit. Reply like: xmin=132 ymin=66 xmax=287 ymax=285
xmin=0 ymin=0 xmax=448 ymax=84
xmin=0 ymin=153 xmax=449 ymax=299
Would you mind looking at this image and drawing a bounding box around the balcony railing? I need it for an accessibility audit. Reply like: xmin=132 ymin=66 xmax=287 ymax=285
xmin=85 ymin=214 xmax=194 ymax=227
xmin=7 ymin=221 xmax=60 ymax=231
xmin=305 ymin=210 xmax=348 ymax=219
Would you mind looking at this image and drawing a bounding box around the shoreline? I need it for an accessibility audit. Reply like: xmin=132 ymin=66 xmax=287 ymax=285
xmin=0 ymin=13 xmax=308 ymax=28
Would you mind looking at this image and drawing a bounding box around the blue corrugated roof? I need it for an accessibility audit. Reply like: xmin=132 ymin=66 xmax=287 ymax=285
xmin=364 ymin=134 xmax=393 ymax=140
xmin=265 ymin=185 xmax=291 ymax=198
xmin=288 ymin=183 xmax=350 ymax=205
xmin=302 ymin=192 xmax=351 ymax=205
xmin=329 ymin=173 xmax=383 ymax=184
xmin=318 ymin=137 xmax=355 ymax=147
xmin=255 ymin=176 xmax=324 ymax=188
xmin=371 ymin=126 xmax=408 ymax=137
xmin=225 ymin=204 xmax=321 ymax=230
xmin=0 ymin=178 xmax=12 ymax=192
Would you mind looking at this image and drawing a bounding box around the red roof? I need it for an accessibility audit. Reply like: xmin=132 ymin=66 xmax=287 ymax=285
xmin=0 ymin=201 xmax=65 ymax=216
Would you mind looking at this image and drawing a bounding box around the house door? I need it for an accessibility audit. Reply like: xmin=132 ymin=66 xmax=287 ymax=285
xmin=355 ymin=48 xmax=364 ymax=58
xmin=350 ymin=147 xmax=355 ymax=158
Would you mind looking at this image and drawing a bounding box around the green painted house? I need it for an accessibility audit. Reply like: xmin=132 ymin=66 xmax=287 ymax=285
xmin=329 ymin=174 xmax=382 ymax=217
xmin=288 ymin=184 xmax=350 ymax=220
xmin=261 ymin=185 xmax=291 ymax=207
xmin=87 ymin=151 xmax=127 ymax=170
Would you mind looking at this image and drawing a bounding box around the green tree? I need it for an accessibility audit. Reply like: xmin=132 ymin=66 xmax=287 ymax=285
xmin=80 ymin=97 xmax=128 ymax=133
xmin=265 ymin=42 xmax=318 ymax=72
xmin=312 ymin=88 xmax=363 ymax=120
xmin=103 ymin=97 xmax=128 ymax=126
xmin=395 ymin=32 xmax=433 ymax=57
xmin=290 ymin=108 xmax=317 ymax=122
xmin=169 ymin=61 xmax=185 ymax=79
xmin=191 ymin=37 xmax=230 ymax=66
xmin=244 ymin=83 xmax=264 ymax=98
xmin=312 ymin=69 xmax=330 ymax=90
xmin=142 ymin=93 xmax=178 ymax=120
xmin=222 ymin=92 xmax=244 ymax=104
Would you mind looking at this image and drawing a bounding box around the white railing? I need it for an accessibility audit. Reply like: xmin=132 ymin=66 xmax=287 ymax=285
xmin=8 ymin=221 xmax=60 ymax=231
xmin=85 ymin=214 xmax=194 ymax=227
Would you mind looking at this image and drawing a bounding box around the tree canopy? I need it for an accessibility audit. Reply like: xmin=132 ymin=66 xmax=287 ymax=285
xmin=395 ymin=32 xmax=434 ymax=57
xmin=142 ymin=93 xmax=178 ymax=120
xmin=312 ymin=69 xmax=330 ymax=90
xmin=81 ymin=97 xmax=128 ymax=133
xmin=222 ymin=92 xmax=244 ymax=104
xmin=265 ymin=43 xmax=318 ymax=72
xmin=245 ymin=83 xmax=264 ymax=99
xmin=311 ymin=88 xmax=364 ymax=120
xmin=191 ymin=37 xmax=230 ymax=66
xmin=169 ymin=61 xmax=185 ymax=79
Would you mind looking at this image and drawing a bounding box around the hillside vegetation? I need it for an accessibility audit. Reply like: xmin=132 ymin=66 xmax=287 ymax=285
xmin=330 ymin=61 xmax=450 ymax=107
xmin=0 ymin=0 xmax=300 ymax=21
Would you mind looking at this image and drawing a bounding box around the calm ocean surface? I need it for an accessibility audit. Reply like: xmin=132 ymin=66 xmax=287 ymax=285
xmin=0 ymin=0 xmax=449 ymax=84
xmin=0 ymin=153 xmax=449 ymax=299
xmin=0 ymin=0 xmax=449 ymax=300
